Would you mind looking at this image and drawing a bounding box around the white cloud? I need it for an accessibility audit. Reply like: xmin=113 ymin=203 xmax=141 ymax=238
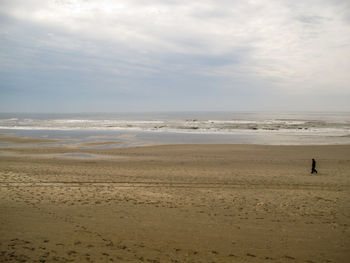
xmin=0 ymin=0 xmax=349 ymax=111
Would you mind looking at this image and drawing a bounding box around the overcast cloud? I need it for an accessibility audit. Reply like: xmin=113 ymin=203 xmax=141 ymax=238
xmin=1 ymin=0 xmax=350 ymax=112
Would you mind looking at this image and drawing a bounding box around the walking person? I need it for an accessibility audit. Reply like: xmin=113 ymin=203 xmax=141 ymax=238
xmin=311 ymin=158 xmax=318 ymax=174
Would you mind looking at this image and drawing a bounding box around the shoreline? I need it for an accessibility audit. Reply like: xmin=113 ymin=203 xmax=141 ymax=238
xmin=1 ymin=127 xmax=350 ymax=147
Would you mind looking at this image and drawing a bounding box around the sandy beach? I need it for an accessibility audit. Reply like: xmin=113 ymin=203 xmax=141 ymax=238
xmin=0 ymin=142 xmax=349 ymax=263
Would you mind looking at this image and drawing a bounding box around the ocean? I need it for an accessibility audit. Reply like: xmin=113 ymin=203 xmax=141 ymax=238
xmin=0 ymin=111 xmax=349 ymax=147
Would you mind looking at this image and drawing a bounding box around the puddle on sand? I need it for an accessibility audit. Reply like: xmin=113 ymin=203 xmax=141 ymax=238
xmin=60 ymin=153 xmax=95 ymax=158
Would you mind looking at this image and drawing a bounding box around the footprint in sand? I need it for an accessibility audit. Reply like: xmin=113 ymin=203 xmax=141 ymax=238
xmin=283 ymin=255 xmax=295 ymax=260
xmin=67 ymin=250 xmax=77 ymax=256
xmin=247 ymin=253 xmax=256 ymax=257
xmin=22 ymin=246 xmax=35 ymax=251
xmin=117 ymin=245 xmax=127 ymax=250
xmin=55 ymin=243 xmax=64 ymax=246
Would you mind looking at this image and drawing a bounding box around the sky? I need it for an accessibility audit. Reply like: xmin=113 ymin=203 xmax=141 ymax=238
xmin=0 ymin=0 xmax=350 ymax=112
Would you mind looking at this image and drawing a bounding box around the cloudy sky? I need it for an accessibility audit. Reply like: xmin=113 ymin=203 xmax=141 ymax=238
xmin=1 ymin=0 xmax=350 ymax=112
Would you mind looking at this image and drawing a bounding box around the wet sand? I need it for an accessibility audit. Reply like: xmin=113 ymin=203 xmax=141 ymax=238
xmin=0 ymin=144 xmax=349 ymax=262
xmin=78 ymin=141 xmax=122 ymax=147
xmin=0 ymin=137 xmax=64 ymax=144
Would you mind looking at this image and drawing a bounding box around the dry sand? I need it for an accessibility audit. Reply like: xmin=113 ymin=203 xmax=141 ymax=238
xmin=0 ymin=143 xmax=349 ymax=262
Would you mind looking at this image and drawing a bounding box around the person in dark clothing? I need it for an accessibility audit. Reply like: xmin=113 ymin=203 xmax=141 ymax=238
xmin=311 ymin=158 xmax=317 ymax=174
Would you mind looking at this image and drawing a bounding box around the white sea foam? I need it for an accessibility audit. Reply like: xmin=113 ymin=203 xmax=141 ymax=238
xmin=0 ymin=112 xmax=349 ymax=138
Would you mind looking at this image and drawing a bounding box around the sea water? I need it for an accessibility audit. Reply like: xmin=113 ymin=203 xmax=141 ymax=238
xmin=0 ymin=112 xmax=349 ymax=146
